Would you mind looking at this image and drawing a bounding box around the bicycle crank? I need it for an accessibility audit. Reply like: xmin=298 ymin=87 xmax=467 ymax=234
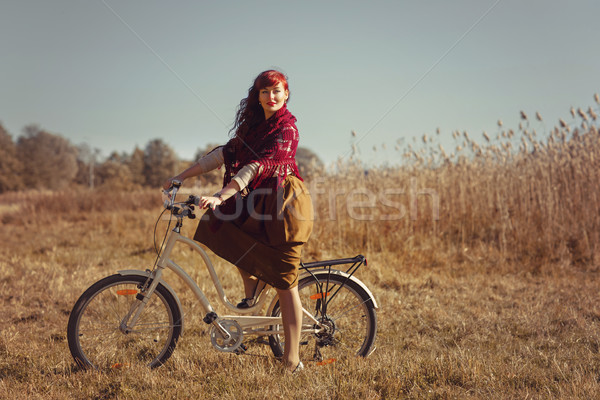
xmin=209 ymin=319 xmax=244 ymax=353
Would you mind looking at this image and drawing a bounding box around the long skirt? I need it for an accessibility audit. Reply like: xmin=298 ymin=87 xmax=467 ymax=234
xmin=193 ymin=175 xmax=313 ymax=289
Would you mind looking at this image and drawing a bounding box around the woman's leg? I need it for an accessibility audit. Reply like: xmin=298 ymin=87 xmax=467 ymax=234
xmin=276 ymin=285 xmax=302 ymax=370
xmin=238 ymin=268 xmax=258 ymax=299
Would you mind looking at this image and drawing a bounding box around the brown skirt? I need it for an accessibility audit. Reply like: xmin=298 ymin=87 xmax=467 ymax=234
xmin=193 ymin=175 xmax=313 ymax=289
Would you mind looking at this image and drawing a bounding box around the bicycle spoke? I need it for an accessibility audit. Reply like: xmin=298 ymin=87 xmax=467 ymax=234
xmin=328 ymin=298 xmax=370 ymax=323
xmin=127 ymin=323 xmax=175 ymax=332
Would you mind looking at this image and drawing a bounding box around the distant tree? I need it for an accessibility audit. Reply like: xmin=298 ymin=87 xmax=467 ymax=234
xmin=106 ymin=151 xmax=125 ymax=163
xmin=17 ymin=125 xmax=78 ymax=190
xmin=143 ymin=139 xmax=178 ymax=187
xmin=96 ymin=158 xmax=135 ymax=190
xmin=0 ymin=123 xmax=23 ymax=192
xmin=295 ymin=146 xmax=324 ymax=179
xmin=74 ymin=143 xmax=92 ymax=186
xmin=127 ymin=146 xmax=145 ymax=185
xmin=73 ymin=143 xmax=101 ymax=188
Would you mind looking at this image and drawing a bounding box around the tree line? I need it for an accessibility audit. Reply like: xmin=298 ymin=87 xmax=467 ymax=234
xmin=0 ymin=122 xmax=323 ymax=193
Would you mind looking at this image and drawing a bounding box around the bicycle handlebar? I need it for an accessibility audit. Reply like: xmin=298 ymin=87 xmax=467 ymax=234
xmin=162 ymin=181 xmax=201 ymax=220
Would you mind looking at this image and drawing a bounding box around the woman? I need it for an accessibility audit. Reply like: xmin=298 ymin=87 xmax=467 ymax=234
xmin=163 ymin=70 xmax=313 ymax=373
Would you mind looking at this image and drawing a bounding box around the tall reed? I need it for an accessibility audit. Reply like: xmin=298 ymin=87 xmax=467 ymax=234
xmin=305 ymin=98 xmax=600 ymax=271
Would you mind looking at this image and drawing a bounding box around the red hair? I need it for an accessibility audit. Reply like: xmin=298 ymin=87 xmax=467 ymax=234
xmin=231 ymin=70 xmax=289 ymax=140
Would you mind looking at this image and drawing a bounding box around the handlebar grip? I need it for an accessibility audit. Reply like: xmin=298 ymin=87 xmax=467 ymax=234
xmin=187 ymin=195 xmax=200 ymax=206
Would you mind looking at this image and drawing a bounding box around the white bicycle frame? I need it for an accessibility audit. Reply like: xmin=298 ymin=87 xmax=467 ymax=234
xmin=118 ymin=226 xmax=321 ymax=341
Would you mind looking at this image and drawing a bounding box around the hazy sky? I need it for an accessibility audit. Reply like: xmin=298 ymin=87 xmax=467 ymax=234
xmin=2 ymin=0 xmax=599 ymax=165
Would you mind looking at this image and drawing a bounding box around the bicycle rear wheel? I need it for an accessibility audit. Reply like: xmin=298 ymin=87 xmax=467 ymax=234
xmin=268 ymin=272 xmax=377 ymax=361
xmin=67 ymin=274 xmax=182 ymax=369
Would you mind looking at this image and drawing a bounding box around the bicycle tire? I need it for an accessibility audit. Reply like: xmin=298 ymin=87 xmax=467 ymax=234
xmin=268 ymin=272 xmax=377 ymax=361
xmin=67 ymin=274 xmax=182 ymax=369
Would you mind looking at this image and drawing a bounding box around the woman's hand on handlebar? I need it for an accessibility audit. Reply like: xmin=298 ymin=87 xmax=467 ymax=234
xmin=198 ymin=195 xmax=223 ymax=210
xmin=163 ymin=177 xmax=181 ymax=191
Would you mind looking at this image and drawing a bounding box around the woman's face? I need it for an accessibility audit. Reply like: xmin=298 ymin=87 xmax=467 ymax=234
xmin=258 ymin=81 xmax=289 ymax=119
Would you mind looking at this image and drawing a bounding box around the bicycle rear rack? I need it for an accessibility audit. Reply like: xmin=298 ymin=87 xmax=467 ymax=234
xmin=300 ymin=254 xmax=367 ymax=281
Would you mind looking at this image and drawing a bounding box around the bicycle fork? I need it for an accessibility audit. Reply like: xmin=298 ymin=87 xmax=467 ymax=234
xmin=118 ymin=270 xmax=164 ymax=333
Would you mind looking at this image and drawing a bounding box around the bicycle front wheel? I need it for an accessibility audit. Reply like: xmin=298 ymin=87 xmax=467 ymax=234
xmin=67 ymin=274 xmax=182 ymax=369
xmin=268 ymin=272 xmax=377 ymax=361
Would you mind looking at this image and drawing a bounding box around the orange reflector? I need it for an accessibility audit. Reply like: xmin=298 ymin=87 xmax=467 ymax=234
xmin=310 ymin=292 xmax=330 ymax=300
xmin=111 ymin=362 xmax=130 ymax=369
xmin=116 ymin=289 xmax=137 ymax=296
xmin=316 ymin=358 xmax=336 ymax=366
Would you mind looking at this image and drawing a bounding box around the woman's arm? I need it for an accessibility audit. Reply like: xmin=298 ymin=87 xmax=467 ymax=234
xmin=199 ymin=179 xmax=241 ymax=210
xmin=199 ymin=163 xmax=258 ymax=210
xmin=162 ymin=147 xmax=224 ymax=189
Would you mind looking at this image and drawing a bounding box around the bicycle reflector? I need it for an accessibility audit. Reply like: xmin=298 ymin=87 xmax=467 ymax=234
xmin=310 ymin=292 xmax=330 ymax=300
xmin=116 ymin=289 xmax=138 ymax=296
xmin=316 ymin=358 xmax=336 ymax=366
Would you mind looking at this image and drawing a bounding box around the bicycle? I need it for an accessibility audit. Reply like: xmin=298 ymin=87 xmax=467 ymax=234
xmin=67 ymin=181 xmax=378 ymax=370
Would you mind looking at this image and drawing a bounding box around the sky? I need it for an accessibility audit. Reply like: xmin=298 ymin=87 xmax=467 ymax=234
xmin=2 ymin=0 xmax=600 ymax=166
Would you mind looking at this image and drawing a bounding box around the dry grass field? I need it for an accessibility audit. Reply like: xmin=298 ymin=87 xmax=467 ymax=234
xmin=2 ymin=104 xmax=600 ymax=399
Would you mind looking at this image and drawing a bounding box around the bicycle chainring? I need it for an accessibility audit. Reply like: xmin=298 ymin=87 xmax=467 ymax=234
xmin=209 ymin=320 xmax=244 ymax=353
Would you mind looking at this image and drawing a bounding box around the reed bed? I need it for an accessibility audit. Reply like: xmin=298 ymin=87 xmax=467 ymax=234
xmin=314 ymin=100 xmax=600 ymax=274
xmin=1 ymin=99 xmax=600 ymax=398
